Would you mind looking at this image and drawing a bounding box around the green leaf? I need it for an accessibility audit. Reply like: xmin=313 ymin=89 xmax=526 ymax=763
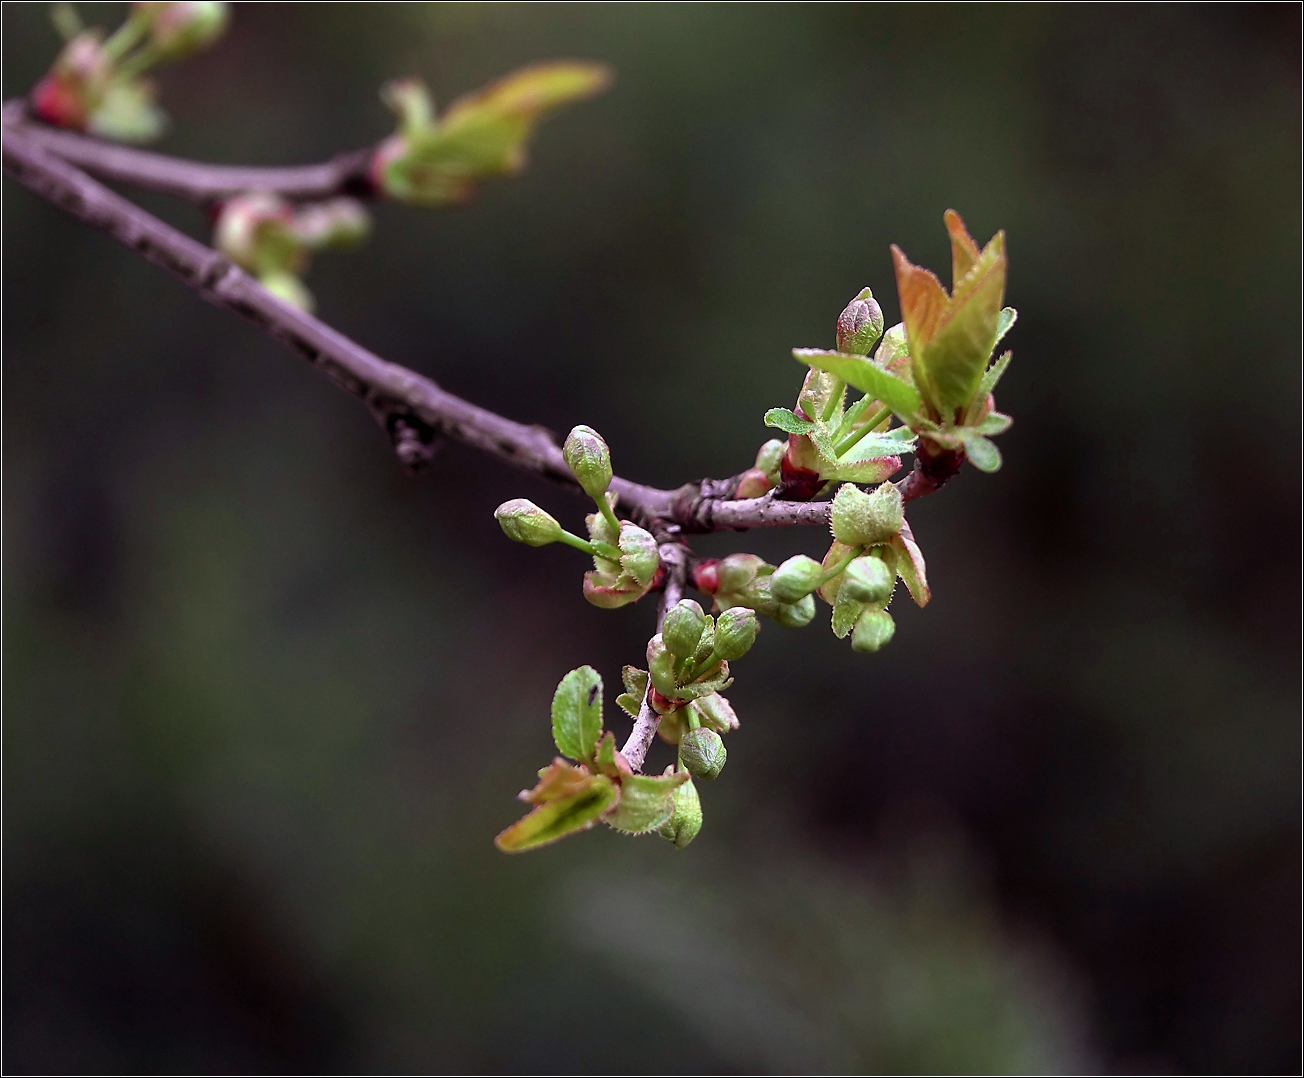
xmin=615 ymin=694 xmax=642 ymax=718
xmin=919 ymin=232 xmax=1005 ymax=411
xmin=975 ymin=411 xmax=1013 ymax=436
xmin=961 ymin=432 xmax=1003 ymax=473
xmin=831 ymin=588 xmax=863 ymax=639
xmin=604 ymin=772 xmax=688 ymax=834
xmin=838 ymin=432 xmax=918 ymax=465
xmin=495 ymin=775 xmax=619 ymax=852
xmin=622 ymin=665 xmax=649 ymax=698
xmin=978 ymin=351 xmax=1013 ymax=397
xmin=763 ymin=408 xmax=816 ymax=435
xmin=995 ymin=306 xmax=1017 ymax=347
xmin=795 ymin=349 xmax=922 ymax=421
xmin=551 ymin=666 xmax=604 ymax=764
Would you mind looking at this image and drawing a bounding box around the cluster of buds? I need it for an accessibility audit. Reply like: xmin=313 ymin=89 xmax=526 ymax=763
xmin=494 ymin=425 xmax=660 ymax=609
xmin=496 ymin=666 xmax=697 ymax=852
xmin=212 ymin=193 xmax=371 ymax=311
xmin=371 ymin=62 xmax=611 ymax=206
xmin=693 ymin=554 xmax=817 ymax=629
xmin=31 ymin=3 xmax=229 ymax=143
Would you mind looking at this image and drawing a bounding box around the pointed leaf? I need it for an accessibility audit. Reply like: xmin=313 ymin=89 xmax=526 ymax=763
xmin=995 ymin=307 xmax=1017 ymax=348
xmin=519 ymin=758 xmax=593 ymax=805
xmin=795 ymin=349 xmax=922 ymax=421
xmin=979 ymin=351 xmax=1013 ymax=397
xmin=921 ymin=231 xmax=1006 ymax=411
xmin=495 ymin=775 xmax=618 ymax=852
xmin=891 ymin=245 xmax=950 ymax=354
xmin=764 ymin=408 xmax=817 ymax=435
xmin=622 ymin=665 xmax=649 ymax=699
xmin=944 ymin=209 xmax=982 ymax=286
xmin=551 ymin=666 xmax=604 ymax=764
xmin=603 ymin=772 xmax=689 ymax=834
xmin=889 ymin=519 xmax=930 ymax=607
xmin=817 ymin=539 xmax=858 ymax=605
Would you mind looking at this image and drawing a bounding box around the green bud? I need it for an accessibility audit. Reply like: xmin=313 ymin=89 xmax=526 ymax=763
xmin=840 ymin=555 xmax=894 ymax=605
xmin=293 ymin=198 xmax=371 ymax=250
xmin=713 ymin=607 xmax=758 ymax=661
xmin=836 ymin=287 xmax=885 ymax=355
xmin=754 ymin=438 xmax=786 ymax=477
xmin=663 ymin=600 xmax=707 ymax=658
xmin=772 ymin=593 xmax=816 ymax=628
xmin=851 ymin=607 xmax=895 ymax=653
xmin=770 ymin=554 xmax=825 ymax=604
xmin=146 ymin=2 xmax=230 ymax=60
xmin=494 ymin=498 xmax=562 ymax=546
xmin=830 ymin=481 xmax=904 ymax=547
xmin=716 ymin=553 xmax=766 ymax=594
xmin=657 ymin=774 xmax=702 ymax=848
xmin=563 ymin=424 xmax=613 ymax=501
xmin=679 ymin=728 xmax=727 ymax=780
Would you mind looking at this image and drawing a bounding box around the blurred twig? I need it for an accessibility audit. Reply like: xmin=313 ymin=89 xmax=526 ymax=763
xmin=1 ymin=116 xmax=834 ymax=536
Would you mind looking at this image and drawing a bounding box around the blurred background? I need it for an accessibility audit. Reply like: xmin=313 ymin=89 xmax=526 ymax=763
xmin=4 ymin=3 xmax=1300 ymax=1073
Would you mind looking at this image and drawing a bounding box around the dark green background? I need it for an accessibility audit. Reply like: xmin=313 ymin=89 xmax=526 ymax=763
xmin=4 ymin=3 xmax=1300 ymax=1073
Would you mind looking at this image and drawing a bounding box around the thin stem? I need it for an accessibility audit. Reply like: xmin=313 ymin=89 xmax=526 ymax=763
xmin=820 ymin=378 xmax=845 ymax=423
xmin=597 ymin=496 xmax=622 ymax=537
xmin=831 ymin=393 xmax=875 ymax=442
xmin=620 ymin=543 xmax=686 ymax=772
xmin=51 ymin=3 xmax=83 ymax=42
xmin=114 ymin=43 xmax=166 ymax=83
xmin=834 ymin=405 xmax=892 ymax=456
xmin=821 ymin=545 xmax=861 ymax=583
xmin=102 ymin=8 xmax=154 ymax=64
xmin=556 ymin=530 xmax=620 ymax=561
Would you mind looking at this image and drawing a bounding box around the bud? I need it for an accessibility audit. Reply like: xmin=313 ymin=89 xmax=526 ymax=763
xmin=647 ymin=635 xmax=678 ymax=699
xmin=770 ymin=554 xmax=825 ymax=605
xmin=713 ymin=607 xmax=758 ymax=661
xmin=143 ymin=2 xmax=230 ymax=59
xmin=715 ymin=553 xmax=766 ymax=594
xmin=691 ymin=693 xmax=739 ymax=734
xmin=657 ymin=774 xmax=702 ymax=848
xmin=733 ymin=469 xmax=773 ymax=499
xmin=754 ymin=438 xmax=786 ymax=478
xmin=830 ymin=481 xmax=904 ymax=547
xmin=840 ymin=555 xmax=894 ymax=605
xmin=563 ymin=425 xmax=613 ymax=501
xmin=293 ymin=198 xmax=371 ymax=250
xmin=494 ymin=498 xmax=562 ymax=546
xmin=662 ymin=600 xmax=706 ymax=659
xmin=692 ymin=559 xmax=720 ymax=596
xmin=836 ymin=287 xmax=885 ymax=355
xmin=679 ymin=728 xmax=727 ymax=780
xmin=851 ymin=607 xmax=895 ymax=653
xmin=30 ymin=33 xmax=111 ymax=130
xmin=772 ymin=593 xmax=816 ymax=629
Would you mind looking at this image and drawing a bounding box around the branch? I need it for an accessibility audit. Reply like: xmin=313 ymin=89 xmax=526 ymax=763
xmin=3 ymin=102 xmax=374 ymax=203
xmin=1 ymin=121 xmax=834 ymax=534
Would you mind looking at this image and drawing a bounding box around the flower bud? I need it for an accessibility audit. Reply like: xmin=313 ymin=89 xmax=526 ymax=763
xmin=30 ymin=33 xmax=111 ymax=130
xmin=679 ymin=728 xmax=727 ymax=780
xmin=851 ymin=607 xmax=895 ymax=653
xmin=836 ymin=287 xmax=885 ymax=355
xmin=143 ymin=2 xmax=230 ymax=59
xmin=293 ymin=198 xmax=371 ymax=250
xmin=662 ymin=600 xmax=707 ymax=659
xmin=772 ymin=593 xmax=816 ymax=629
xmin=647 ymin=635 xmax=678 ymax=699
xmin=715 ymin=553 xmax=766 ymax=594
xmin=563 ymin=425 xmax=612 ymax=501
xmin=770 ymin=554 xmax=825 ymax=605
xmin=733 ymin=469 xmax=773 ymax=499
xmin=830 ymin=481 xmax=904 ymax=547
xmin=840 ymin=555 xmax=894 ymax=605
xmin=713 ymin=607 xmax=758 ymax=661
xmin=657 ymin=775 xmax=702 ymax=848
xmin=692 ymin=559 xmax=720 ymax=596
xmin=494 ymin=498 xmax=562 ymax=546
xmin=754 ymin=438 xmax=786 ymax=478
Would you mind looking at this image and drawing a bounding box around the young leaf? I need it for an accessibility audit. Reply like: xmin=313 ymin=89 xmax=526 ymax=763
xmin=995 ymin=306 xmax=1017 ymax=347
xmin=961 ymin=431 xmax=1003 ymax=473
xmin=603 ymin=772 xmax=689 ymax=834
xmin=831 ymin=588 xmax=863 ymax=639
xmin=976 ymin=411 xmax=1013 ymax=436
xmin=495 ymin=775 xmax=619 ymax=852
xmin=794 ymin=349 xmax=922 ymax=421
xmin=551 ymin=666 xmax=604 ymax=764
xmin=830 ymin=482 xmax=903 ymax=547
xmin=889 ymin=519 xmax=930 ymax=607
xmin=519 ymin=758 xmax=593 ymax=805
xmin=978 ymin=350 xmax=1013 ymax=397
xmin=763 ymin=408 xmax=816 ymax=435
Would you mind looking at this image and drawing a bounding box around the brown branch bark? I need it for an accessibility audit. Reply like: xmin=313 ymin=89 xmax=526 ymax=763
xmin=1 ymin=119 xmax=837 ymax=535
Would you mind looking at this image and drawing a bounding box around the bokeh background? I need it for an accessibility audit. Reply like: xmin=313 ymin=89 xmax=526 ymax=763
xmin=4 ymin=3 xmax=1300 ymax=1073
